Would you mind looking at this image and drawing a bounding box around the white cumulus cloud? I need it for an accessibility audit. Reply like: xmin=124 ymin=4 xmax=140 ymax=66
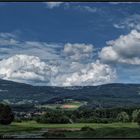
xmin=0 ymin=33 xmax=117 ymax=86
xmin=99 ymin=30 xmax=140 ymax=65
xmin=53 ymin=60 xmax=116 ymax=86
xmin=0 ymin=54 xmax=51 ymax=85
xmin=0 ymin=54 xmax=116 ymax=86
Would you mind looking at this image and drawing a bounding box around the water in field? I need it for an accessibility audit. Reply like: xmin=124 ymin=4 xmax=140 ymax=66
xmin=3 ymin=129 xmax=47 ymax=138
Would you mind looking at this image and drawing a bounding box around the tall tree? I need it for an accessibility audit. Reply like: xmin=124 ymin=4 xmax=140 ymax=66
xmin=0 ymin=103 xmax=14 ymax=125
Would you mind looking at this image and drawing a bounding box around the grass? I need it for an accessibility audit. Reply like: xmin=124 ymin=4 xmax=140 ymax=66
xmin=13 ymin=121 xmax=138 ymax=129
xmin=0 ymin=123 xmax=39 ymax=134
xmin=0 ymin=121 xmax=140 ymax=138
xmin=65 ymin=127 xmax=140 ymax=138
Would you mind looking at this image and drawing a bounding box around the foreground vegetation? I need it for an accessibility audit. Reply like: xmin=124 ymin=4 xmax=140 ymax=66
xmin=13 ymin=120 xmax=138 ymax=129
xmin=0 ymin=121 xmax=140 ymax=138
xmin=1 ymin=103 xmax=140 ymax=138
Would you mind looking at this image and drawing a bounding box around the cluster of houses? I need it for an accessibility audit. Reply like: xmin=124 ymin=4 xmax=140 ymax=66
xmin=14 ymin=109 xmax=46 ymax=120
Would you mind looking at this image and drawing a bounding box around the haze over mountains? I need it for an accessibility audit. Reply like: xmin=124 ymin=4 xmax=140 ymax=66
xmin=1 ymin=79 xmax=140 ymax=108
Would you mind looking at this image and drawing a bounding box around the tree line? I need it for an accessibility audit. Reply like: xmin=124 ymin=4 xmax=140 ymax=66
xmin=35 ymin=107 xmax=140 ymax=124
xmin=1 ymin=103 xmax=140 ymax=126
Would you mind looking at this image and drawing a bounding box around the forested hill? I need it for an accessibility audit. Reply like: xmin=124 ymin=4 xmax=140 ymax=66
xmin=0 ymin=79 xmax=140 ymax=108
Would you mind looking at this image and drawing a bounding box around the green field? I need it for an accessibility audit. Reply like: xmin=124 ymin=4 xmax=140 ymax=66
xmin=12 ymin=121 xmax=138 ymax=129
xmin=36 ymin=101 xmax=87 ymax=110
xmin=1 ymin=121 xmax=140 ymax=138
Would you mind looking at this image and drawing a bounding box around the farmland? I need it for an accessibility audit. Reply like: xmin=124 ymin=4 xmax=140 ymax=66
xmin=36 ymin=100 xmax=87 ymax=110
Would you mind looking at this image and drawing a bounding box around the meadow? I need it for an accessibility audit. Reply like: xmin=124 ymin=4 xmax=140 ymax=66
xmin=1 ymin=121 xmax=140 ymax=138
xmin=36 ymin=100 xmax=87 ymax=110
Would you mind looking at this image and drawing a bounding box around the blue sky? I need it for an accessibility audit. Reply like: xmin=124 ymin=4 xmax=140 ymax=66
xmin=0 ymin=2 xmax=139 ymax=46
xmin=0 ymin=2 xmax=140 ymax=86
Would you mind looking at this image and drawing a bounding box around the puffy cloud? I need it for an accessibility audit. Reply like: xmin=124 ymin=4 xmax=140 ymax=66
xmin=0 ymin=54 xmax=116 ymax=86
xmin=99 ymin=30 xmax=140 ymax=65
xmin=0 ymin=33 xmax=116 ymax=86
xmin=45 ymin=2 xmax=64 ymax=9
xmin=53 ymin=60 xmax=116 ymax=86
xmin=63 ymin=43 xmax=94 ymax=61
xmin=0 ymin=55 xmax=51 ymax=85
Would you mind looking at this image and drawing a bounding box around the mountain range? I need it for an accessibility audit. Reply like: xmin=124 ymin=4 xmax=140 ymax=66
xmin=0 ymin=79 xmax=140 ymax=108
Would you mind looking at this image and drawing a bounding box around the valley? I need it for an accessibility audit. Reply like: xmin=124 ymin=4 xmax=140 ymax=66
xmin=1 ymin=79 xmax=140 ymax=138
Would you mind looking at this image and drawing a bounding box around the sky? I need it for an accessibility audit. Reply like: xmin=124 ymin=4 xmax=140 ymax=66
xmin=0 ymin=2 xmax=140 ymax=86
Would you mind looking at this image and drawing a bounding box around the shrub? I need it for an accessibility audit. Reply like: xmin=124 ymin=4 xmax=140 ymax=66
xmin=101 ymin=118 xmax=108 ymax=123
xmin=14 ymin=118 xmax=22 ymax=123
xmin=137 ymin=112 xmax=140 ymax=126
xmin=81 ymin=126 xmax=94 ymax=131
xmin=36 ymin=110 xmax=70 ymax=124
xmin=132 ymin=109 xmax=140 ymax=122
xmin=77 ymin=117 xmax=114 ymax=123
xmin=116 ymin=111 xmax=130 ymax=122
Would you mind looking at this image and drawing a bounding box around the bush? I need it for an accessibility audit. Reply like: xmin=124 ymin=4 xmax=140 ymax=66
xmin=137 ymin=112 xmax=140 ymax=126
xmin=14 ymin=118 xmax=22 ymax=123
xmin=77 ymin=117 xmax=114 ymax=123
xmin=132 ymin=109 xmax=140 ymax=122
xmin=116 ymin=111 xmax=130 ymax=122
xmin=36 ymin=110 xmax=70 ymax=124
xmin=81 ymin=126 xmax=94 ymax=131
xmin=95 ymin=118 xmax=114 ymax=123
xmin=77 ymin=118 xmax=96 ymax=123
